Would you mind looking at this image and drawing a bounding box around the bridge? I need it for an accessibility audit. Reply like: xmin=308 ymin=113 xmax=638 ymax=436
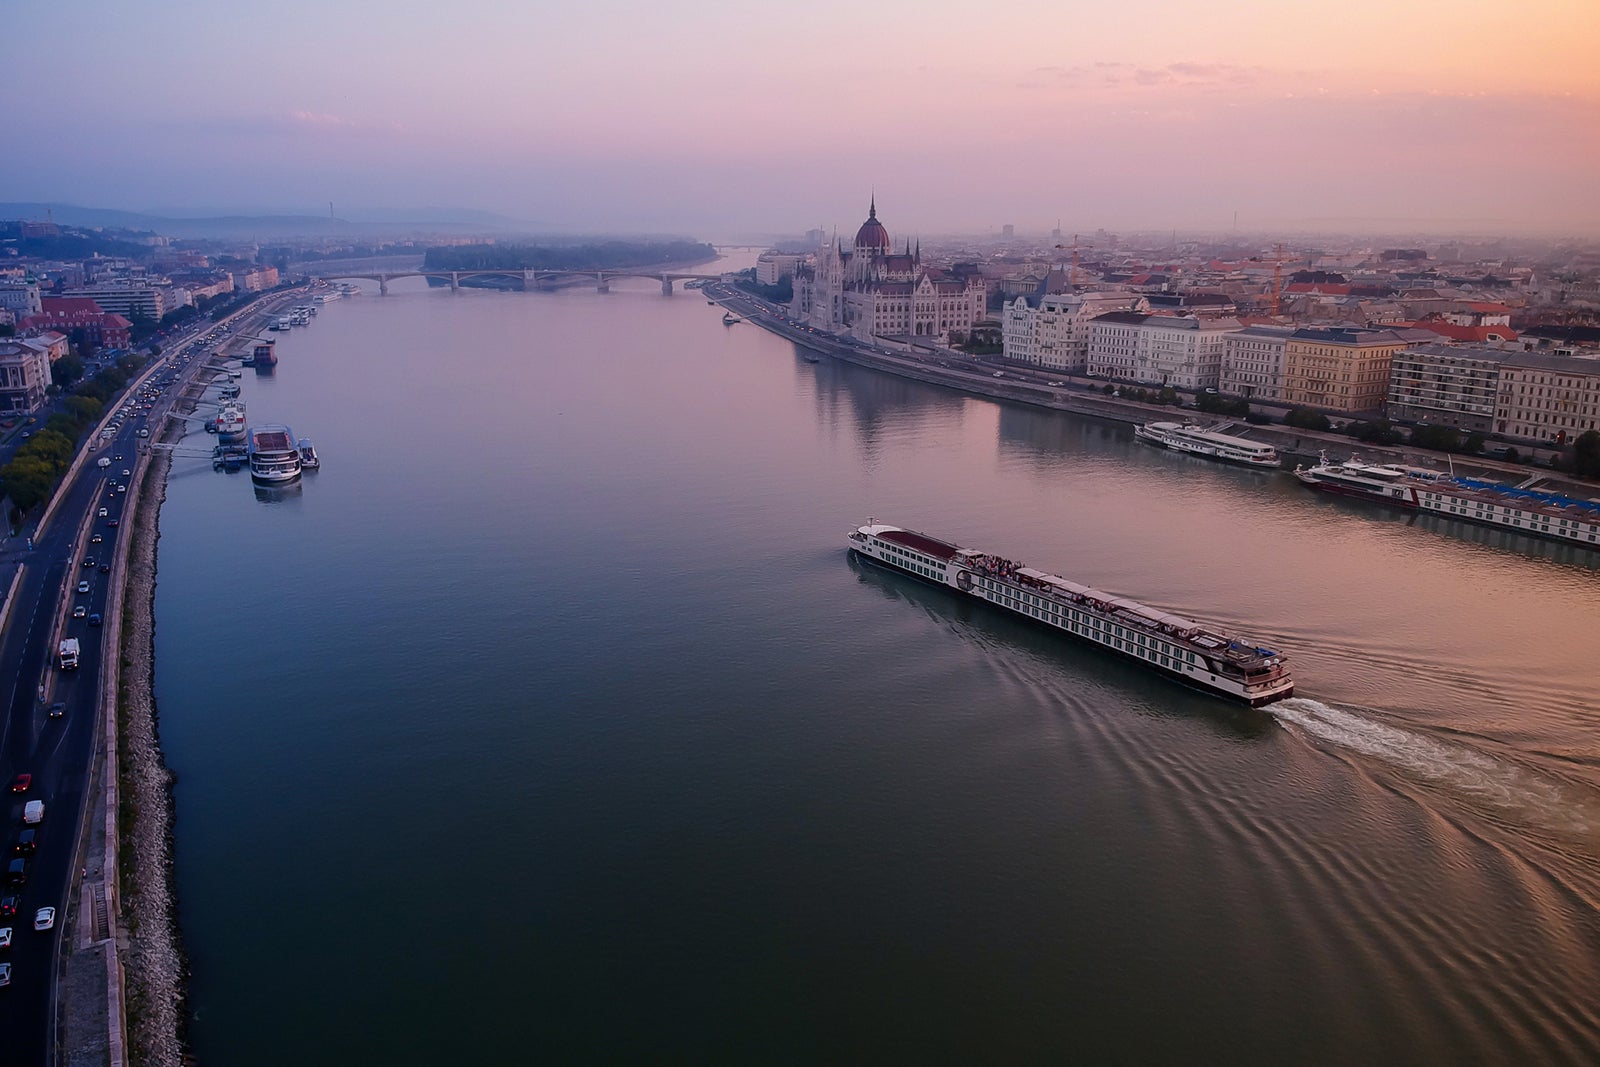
xmin=307 ymin=268 xmax=727 ymax=296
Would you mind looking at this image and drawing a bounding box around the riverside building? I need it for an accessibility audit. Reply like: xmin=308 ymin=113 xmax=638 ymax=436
xmin=1281 ymin=327 xmax=1417 ymax=414
xmin=789 ymin=198 xmax=987 ymax=344
xmin=1219 ymin=324 xmax=1295 ymax=402
xmin=1387 ymin=343 xmax=1502 ymax=433
xmin=1085 ymin=312 xmax=1239 ymax=390
xmin=1493 ymin=352 xmax=1600 ymax=443
xmin=1002 ymin=291 xmax=1141 ymax=373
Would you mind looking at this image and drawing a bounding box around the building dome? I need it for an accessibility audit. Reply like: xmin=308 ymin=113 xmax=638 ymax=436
xmin=853 ymin=196 xmax=891 ymax=253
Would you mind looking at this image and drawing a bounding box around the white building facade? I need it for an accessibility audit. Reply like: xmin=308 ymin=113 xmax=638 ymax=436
xmin=1003 ymin=291 xmax=1142 ymax=372
xmin=1220 ymin=324 xmax=1295 ymax=401
xmin=0 ymin=338 xmax=54 ymax=413
xmin=0 ymin=279 xmax=43 ymax=319
xmin=1087 ymin=313 xmax=1239 ymax=390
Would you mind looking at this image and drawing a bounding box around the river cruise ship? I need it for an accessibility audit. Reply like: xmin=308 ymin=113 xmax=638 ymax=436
xmin=1134 ymin=421 xmax=1280 ymax=468
xmin=1294 ymin=456 xmax=1600 ymax=549
xmin=247 ymin=425 xmax=303 ymax=484
xmin=848 ymin=522 xmax=1294 ymax=706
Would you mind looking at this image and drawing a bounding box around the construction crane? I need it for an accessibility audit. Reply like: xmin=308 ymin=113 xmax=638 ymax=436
xmin=1053 ymin=234 xmax=1093 ymax=288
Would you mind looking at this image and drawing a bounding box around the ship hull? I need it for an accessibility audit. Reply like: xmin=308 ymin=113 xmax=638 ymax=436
xmin=848 ymin=527 xmax=1294 ymax=708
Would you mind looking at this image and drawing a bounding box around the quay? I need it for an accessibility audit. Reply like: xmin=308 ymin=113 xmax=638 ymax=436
xmin=705 ymin=286 xmax=1569 ymax=487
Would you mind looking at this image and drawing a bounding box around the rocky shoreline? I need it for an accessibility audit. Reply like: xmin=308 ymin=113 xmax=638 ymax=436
xmin=119 ymin=446 xmax=187 ymax=1067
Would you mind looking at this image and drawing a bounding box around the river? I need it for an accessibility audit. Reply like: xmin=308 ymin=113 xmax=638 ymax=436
xmin=152 ymin=259 xmax=1600 ymax=1064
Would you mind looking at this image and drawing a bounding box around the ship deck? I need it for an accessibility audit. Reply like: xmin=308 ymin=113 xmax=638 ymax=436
xmin=875 ymin=528 xmax=961 ymax=561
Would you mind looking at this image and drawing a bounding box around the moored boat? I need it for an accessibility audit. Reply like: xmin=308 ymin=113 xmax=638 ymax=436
xmin=848 ymin=522 xmax=1294 ymax=706
xmin=1295 ymin=454 xmax=1600 ymax=549
xmin=1134 ymin=421 xmax=1279 ymax=468
xmin=297 ymin=438 xmax=320 ymax=470
xmin=247 ymin=425 xmax=302 ymax=484
xmin=722 ymin=313 xmax=741 ymax=325
xmin=216 ymin=402 xmax=247 ymax=444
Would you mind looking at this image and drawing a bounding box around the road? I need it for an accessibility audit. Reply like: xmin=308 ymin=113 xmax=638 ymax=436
xmin=0 ymin=285 xmax=299 ymax=1064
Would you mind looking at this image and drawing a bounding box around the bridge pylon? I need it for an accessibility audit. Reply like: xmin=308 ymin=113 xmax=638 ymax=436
xmin=450 ymin=272 xmax=460 ymax=292
xmin=661 ymin=276 xmax=674 ymax=295
xmin=596 ymin=272 xmax=609 ymax=293
xmin=379 ymin=275 xmax=389 ymax=296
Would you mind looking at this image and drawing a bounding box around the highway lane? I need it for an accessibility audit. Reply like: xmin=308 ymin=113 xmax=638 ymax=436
xmin=0 ymin=290 xmax=293 ymax=1063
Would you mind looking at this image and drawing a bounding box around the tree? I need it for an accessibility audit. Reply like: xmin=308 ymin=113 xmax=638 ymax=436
xmin=1574 ymin=430 xmax=1600 ymax=479
xmin=1409 ymin=424 xmax=1463 ymax=452
xmin=0 ymin=455 xmax=57 ymax=512
xmin=1285 ymin=408 xmax=1331 ymax=432
xmin=1157 ymin=386 xmax=1179 ymax=406
xmin=64 ymin=396 xmax=103 ymax=423
xmin=52 ymin=354 xmax=86 ymax=390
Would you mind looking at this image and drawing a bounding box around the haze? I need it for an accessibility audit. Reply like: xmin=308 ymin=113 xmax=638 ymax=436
xmin=8 ymin=0 xmax=1599 ymax=236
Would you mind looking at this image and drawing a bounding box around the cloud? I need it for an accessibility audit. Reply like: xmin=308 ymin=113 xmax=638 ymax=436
xmin=1018 ymin=60 xmax=1266 ymax=92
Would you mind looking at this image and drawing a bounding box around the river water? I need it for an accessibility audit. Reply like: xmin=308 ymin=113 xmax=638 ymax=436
xmin=152 ymin=262 xmax=1600 ymax=1065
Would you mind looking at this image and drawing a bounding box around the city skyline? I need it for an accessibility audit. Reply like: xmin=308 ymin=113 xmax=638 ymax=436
xmin=6 ymin=0 xmax=1599 ymax=237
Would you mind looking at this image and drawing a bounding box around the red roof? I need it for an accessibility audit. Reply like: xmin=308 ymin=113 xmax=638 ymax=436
xmin=1398 ymin=320 xmax=1518 ymax=343
xmin=40 ymin=296 xmax=106 ymax=315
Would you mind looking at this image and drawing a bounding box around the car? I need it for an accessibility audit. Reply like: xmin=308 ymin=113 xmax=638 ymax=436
xmin=0 ymin=961 xmax=10 ymax=987
xmin=12 ymin=830 xmax=36 ymax=856
xmin=114 ymin=454 xmax=122 ymax=461
xmin=0 ymin=926 xmax=11 ymax=951
xmin=108 ymin=519 xmax=119 ymax=528
xmin=88 ymin=613 xmax=102 ymax=627
xmin=1048 ymin=380 xmax=1065 ymax=387
xmin=0 ymin=896 xmax=15 ymax=919
xmin=98 ymin=508 xmax=108 ymax=517
xmin=122 ymin=469 xmax=130 ymax=477
xmin=72 ymin=605 xmax=86 ymax=619
xmin=77 ymin=581 xmax=90 ymax=594
xmin=118 ymin=485 xmax=126 ymax=493
xmin=82 ymin=558 xmax=96 ymax=568
xmin=993 ymin=371 xmax=1005 ymax=378
xmin=33 ymin=907 xmax=54 ymax=931
xmin=99 ymin=563 xmax=110 ymax=573
xmin=90 ymin=534 xmax=103 ymax=544
xmin=6 ymin=859 xmax=27 ymax=886
xmin=47 ymin=703 xmax=64 ymax=719
xmin=7 ymin=775 xmax=28 ymax=794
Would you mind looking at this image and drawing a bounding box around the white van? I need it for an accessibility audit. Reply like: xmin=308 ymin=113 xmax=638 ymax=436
xmin=97 ymin=458 xmax=111 ymax=469
xmin=22 ymin=800 xmax=43 ymax=825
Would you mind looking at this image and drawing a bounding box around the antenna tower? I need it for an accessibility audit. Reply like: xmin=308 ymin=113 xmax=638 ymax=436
xmin=1270 ymin=243 xmax=1284 ymax=317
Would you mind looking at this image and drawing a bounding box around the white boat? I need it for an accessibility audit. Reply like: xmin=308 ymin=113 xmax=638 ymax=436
xmin=1294 ymin=455 xmax=1600 ymax=549
xmin=297 ymin=438 xmax=320 ymax=470
xmin=848 ymin=522 xmax=1294 ymax=706
xmin=1134 ymin=421 xmax=1279 ymax=468
xmin=314 ymin=291 xmax=341 ymax=305
xmin=248 ymin=425 xmax=303 ymax=484
xmin=216 ymin=402 xmax=247 ymax=444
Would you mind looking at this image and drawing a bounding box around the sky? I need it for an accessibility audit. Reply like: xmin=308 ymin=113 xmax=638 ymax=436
xmin=7 ymin=0 xmax=1600 ymax=238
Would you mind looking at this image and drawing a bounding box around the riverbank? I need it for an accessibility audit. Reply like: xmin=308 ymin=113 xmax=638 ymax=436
xmin=117 ymin=443 xmax=186 ymax=1067
xmin=712 ymin=289 xmax=1593 ymax=491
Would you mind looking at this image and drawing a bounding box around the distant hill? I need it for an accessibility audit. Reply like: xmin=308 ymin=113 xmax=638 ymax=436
xmin=0 ymin=202 xmax=540 ymax=239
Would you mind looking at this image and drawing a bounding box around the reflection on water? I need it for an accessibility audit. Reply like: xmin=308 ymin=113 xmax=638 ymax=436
xmin=152 ymin=275 xmax=1600 ymax=1066
xmin=251 ymin=481 xmax=302 ymax=505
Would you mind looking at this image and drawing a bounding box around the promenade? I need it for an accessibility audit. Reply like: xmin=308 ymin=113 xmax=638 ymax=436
xmin=708 ymin=285 xmax=1574 ymax=488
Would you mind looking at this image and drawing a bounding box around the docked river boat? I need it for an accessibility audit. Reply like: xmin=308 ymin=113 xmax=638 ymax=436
xmin=1294 ymin=455 xmax=1600 ymax=549
xmin=248 ymin=425 xmax=303 ymax=484
xmin=848 ymin=521 xmax=1294 ymax=706
xmin=1134 ymin=421 xmax=1279 ymax=468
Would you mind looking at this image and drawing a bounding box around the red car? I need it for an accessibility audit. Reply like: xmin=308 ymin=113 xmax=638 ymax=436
xmin=8 ymin=774 xmax=29 ymax=794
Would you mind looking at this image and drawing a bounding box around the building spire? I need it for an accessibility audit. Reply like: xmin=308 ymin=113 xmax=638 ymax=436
xmin=869 ymin=189 xmax=877 ymax=220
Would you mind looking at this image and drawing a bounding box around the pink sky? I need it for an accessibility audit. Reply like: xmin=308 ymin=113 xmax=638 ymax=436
xmin=6 ymin=0 xmax=1598 ymax=235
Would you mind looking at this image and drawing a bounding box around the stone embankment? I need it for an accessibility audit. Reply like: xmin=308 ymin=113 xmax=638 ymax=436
xmin=118 ymin=446 xmax=186 ymax=1066
xmin=725 ymin=298 xmax=1569 ymax=486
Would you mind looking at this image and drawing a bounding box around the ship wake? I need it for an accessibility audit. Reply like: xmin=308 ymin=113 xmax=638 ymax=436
xmin=1271 ymin=697 xmax=1600 ymax=842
